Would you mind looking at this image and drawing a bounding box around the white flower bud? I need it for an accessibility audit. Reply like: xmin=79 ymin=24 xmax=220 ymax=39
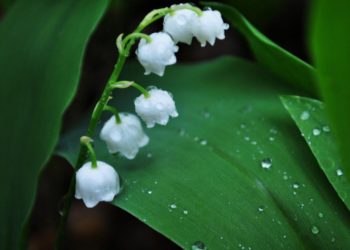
xmin=192 ymin=9 xmax=229 ymax=47
xmin=75 ymin=161 xmax=120 ymax=208
xmin=100 ymin=113 xmax=149 ymax=159
xmin=164 ymin=9 xmax=198 ymax=45
xmin=134 ymin=88 xmax=178 ymax=128
xmin=136 ymin=32 xmax=179 ymax=76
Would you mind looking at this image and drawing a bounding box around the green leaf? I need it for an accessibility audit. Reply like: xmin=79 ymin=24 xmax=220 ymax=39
xmin=58 ymin=57 xmax=350 ymax=249
xmin=281 ymin=96 xmax=350 ymax=210
xmin=310 ymin=0 xmax=350 ymax=181
xmin=202 ymin=2 xmax=317 ymax=96
xmin=0 ymin=0 xmax=108 ymax=248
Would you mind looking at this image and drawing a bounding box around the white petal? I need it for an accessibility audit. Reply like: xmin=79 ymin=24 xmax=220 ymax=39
xmin=136 ymin=32 xmax=178 ymax=76
xmin=100 ymin=113 xmax=149 ymax=159
xmin=135 ymin=88 xmax=178 ymax=128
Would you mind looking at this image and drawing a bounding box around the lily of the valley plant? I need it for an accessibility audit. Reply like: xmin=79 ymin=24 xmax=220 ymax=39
xmin=72 ymin=3 xmax=229 ymax=209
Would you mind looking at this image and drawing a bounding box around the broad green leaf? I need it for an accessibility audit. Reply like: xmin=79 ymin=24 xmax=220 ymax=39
xmin=310 ymin=0 xmax=350 ymax=180
xmin=0 ymin=0 xmax=108 ymax=248
xmin=203 ymin=2 xmax=317 ymax=96
xmin=58 ymin=57 xmax=350 ymax=249
xmin=281 ymin=96 xmax=350 ymax=210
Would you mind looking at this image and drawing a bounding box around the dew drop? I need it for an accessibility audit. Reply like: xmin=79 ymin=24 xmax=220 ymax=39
xmin=244 ymin=136 xmax=250 ymax=141
xmin=251 ymin=141 xmax=257 ymax=145
xmin=322 ymin=126 xmax=331 ymax=132
xmin=200 ymin=140 xmax=207 ymax=146
xmin=183 ymin=210 xmax=188 ymax=215
xmin=170 ymin=204 xmax=177 ymax=209
xmin=179 ymin=129 xmax=186 ymax=136
xmin=202 ymin=111 xmax=211 ymax=119
xmin=292 ymin=183 xmax=300 ymax=189
xmin=336 ymin=169 xmax=343 ymax=176
xmin=300 ymin=111 xmax=310 ymax=120
xmin=240 ymin=123 xmax=246 ymax=129
xmin=191 ymin=241 xmax=207 ymax=250
xmin=269 ymin=136 xmax=275 ymax=141
xmin=311 ymin=225 xmax=319 ymax=235
xmin=261 ymin=158 xmax=272 ymax=169
xmin=194 ymin=137 xmax=199 ymax=142
xmin=318 ymin=212 xmax=324 ymax=218
xmin=147 ymin=153 xmax=152 ymax=158
xmin=258 ymin=206 xmax=264 ymax=213
xmin=312 ymin=128 xmax=321 ymax=136
xmin=147 ymin=190 xmax=153 ymax=195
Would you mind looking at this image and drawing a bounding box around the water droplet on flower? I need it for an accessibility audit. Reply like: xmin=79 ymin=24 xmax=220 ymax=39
xmin=336 ymin=169 xmax=343 ymax=176
xmin=311 ymin=226 xmax=319 ymax=235
xmin=300 ymin=111 xmax=310 ymax=120
xmin=170 ymin=204 xmax=177 ymax=209
xmin=322 ymin=126 xmax=331 ymax=132
xmin=261 ymin=158 xmax=272 ymax=169
xmin=312 ymin=128 xmax=321 ymax=136
xmin=192 ymin=241 xmax=207 ymax=250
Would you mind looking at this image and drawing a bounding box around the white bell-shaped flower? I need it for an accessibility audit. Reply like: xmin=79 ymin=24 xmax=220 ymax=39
xmin=134 ymin=88 xmax=178 ymax=128
xmin=192 ymin=9 xmax=229 ymax=47
xmin=164 ymin=9 xmax=198 ymax=45
xmin=75 ymin=161 xmax=120 ymax=208
xmin=136 ymin=32 xmax=179 ymax=76
xmin=100 ymin=113 xmax=149 ymax=159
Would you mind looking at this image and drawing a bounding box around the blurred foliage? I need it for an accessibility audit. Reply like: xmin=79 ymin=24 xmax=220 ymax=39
xmin=0 ymin=0 xmax=108 ymax=248
xmin=310 ymin=0 xmax=350 ymax=181
xmin=205 ymin=2 xmax=316 ymax=95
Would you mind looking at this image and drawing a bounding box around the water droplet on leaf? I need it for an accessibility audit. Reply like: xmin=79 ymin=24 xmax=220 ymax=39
xmin=300 ymin=111 xmax=310 ymax=120
xmin=312 ymin=128 xmax=321 ymax=136
xmin=261 ymin=158 xmax=272 ymax=169
xmin=311 ymin=226 xmax=319 ymax=235
xmin=192 ymin=241 xmax=207 ymax=250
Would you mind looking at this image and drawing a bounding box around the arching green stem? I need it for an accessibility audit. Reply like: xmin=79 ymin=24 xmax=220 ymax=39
xmin=80 ymin=136 xmax=97 ymax=168
xmin=103 ymin=105 xmax=122 ymax=123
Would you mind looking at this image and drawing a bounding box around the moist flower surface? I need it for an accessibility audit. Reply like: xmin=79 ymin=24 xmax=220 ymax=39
xmin=163 ymin=9 xmax=198 ymax=45
xmin=75 ymin=161 xmax=120 ymax=208
xmin=100 ymin=113 xmax=149 ymax=159
xmin=192 ymin=9 xmax=229 ymax=47
xmin=136 ymin=32 xmax=179 ymax=76
xmin=134 ymin=88 xmax=178 ymax=128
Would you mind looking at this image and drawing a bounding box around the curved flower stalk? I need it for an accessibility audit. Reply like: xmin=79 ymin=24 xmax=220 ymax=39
xmin=56 ymin=3 xmax=229 ymax=247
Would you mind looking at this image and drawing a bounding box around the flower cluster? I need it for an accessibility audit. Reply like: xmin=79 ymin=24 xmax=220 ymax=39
xmin=137 ymin=4 xmax=229 ymax=76
xmin=75 ymin=3 xmax=229 ymax=208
